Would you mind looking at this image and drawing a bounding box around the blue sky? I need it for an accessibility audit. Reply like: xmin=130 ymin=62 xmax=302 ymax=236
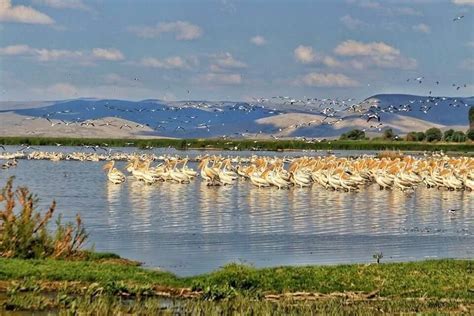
xmin=0 ymin=0 xmax=473 ymax=101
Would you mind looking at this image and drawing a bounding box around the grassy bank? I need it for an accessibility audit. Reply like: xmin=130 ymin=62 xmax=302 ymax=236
xmin=0 ymin=258 xmax=472 ymax=313
xmin=1 ymin=136 xmax=473 ymax=152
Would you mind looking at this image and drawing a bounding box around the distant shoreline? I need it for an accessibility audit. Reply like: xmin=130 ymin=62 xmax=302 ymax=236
xmin=0 ymin=136 xmax=473 ymax=152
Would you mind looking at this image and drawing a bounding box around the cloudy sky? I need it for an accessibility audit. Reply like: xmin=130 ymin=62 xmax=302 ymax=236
xmin=0 ymin=0 xmax=473 ymax=101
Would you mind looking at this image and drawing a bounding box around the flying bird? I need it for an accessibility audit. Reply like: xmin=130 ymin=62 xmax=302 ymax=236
xmin=453 ymin=15 xmax=464 ymax=22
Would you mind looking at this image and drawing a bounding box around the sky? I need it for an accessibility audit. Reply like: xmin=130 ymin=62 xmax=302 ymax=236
xmin=0 ymin=0 xmax=473 ymax=101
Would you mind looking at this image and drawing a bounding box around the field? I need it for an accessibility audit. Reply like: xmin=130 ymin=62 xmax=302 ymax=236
xmin=0 ymin=258 xmax=472 ymax=314
xmin=1 ymin=136 xmax=473 ymax=152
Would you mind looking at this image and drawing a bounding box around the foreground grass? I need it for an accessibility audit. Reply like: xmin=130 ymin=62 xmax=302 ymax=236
xmin=0 ymin=259 xmax=472 ymax=298
xmin=0 ymin=258 xmax=472 ymax=313
xmin=1 ymin=136 xmax=473 ymax=152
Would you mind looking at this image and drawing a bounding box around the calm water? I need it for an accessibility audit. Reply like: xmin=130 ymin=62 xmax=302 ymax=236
xmin=0 ymin=147 xmax=473 ymax=276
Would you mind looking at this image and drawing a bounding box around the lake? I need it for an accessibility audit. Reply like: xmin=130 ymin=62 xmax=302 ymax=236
xmin=0 ymin=146 xmax=472 ymax=276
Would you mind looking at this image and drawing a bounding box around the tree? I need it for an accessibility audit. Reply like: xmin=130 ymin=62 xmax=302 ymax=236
xmin=406 ymin=132 xmax=417 ymax=141
xmin=450 ymin=131 xmax=466 ymax=142
xmin=425 ymin=127 xmax=442 ymax=142
xmin=340 ymin=129 xmax=366 ymax=140
xmin=443 ymin=129 xmax=455 ymax=141
xmin=416 ymin=132 xmax=426 ymax=141
xmin=382 ymin=128 xmax=395 ymax=140
xmin=406 ymin=131 xmax=426 ymax=142
xmin=467 ymin=129 xmax=474 ymax=141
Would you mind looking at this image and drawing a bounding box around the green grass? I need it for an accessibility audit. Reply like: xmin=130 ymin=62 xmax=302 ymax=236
xmin=0 ymin=258 xmax=472 ymax=313
xmin=0 ymin=136 xmax=473 ymax=152
xmin=0 ymin=259 xmax=472 ymax=299
xmin=0 ymin=258 xmax=186 ymax=289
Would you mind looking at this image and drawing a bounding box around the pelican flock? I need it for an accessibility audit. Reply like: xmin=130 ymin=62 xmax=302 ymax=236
xmin=0 ymin=150 xmax=473 ymax=191
xmin=112 ymin=154 xmax=474 ymax=191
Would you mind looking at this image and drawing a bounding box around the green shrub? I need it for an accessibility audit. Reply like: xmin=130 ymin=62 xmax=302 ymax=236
xmin=382 ymin=128 xmax=396 ymax=140
xmin=450 ymin=131 xmax=467 ymax=142
xmin=416 ymin=132 xmax=426 ymax=141
xmin=425 ymin=128 xmax=442 ymax=142
xmin=0 ymin=177 xmax=88 ymax=259
xmin=340 ymin=129 xmax=365 ymax=140
xmin=405 ymin=132 xmax=417 ymax=141
xmin=467 ymin=129 xmax=474 ymax=141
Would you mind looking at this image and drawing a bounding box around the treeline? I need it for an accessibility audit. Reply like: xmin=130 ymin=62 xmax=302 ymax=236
xmin=406 ymin=128 xmax=474 ymax=142
xmin=341 ymin=128 xmax=474 ymax=143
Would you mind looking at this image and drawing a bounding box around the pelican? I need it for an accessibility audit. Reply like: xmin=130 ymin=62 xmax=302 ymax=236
xmin=103 ymin=161 xmax=126 ymax=184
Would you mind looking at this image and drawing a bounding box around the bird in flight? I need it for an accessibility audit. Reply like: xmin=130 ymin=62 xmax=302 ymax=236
xmin=19 ymin=145 xmax=38 ymax=152
xmin=453 ymin=15 xmax=464 ymax=22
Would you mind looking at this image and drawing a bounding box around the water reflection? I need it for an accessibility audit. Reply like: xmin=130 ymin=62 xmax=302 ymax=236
xmin=105 ymin=181 xmax=122 ymax=228
xmin=0 ymin=157 xmax=472 ymax=275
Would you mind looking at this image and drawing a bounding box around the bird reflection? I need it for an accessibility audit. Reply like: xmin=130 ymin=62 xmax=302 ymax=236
xmin=128 ymin=179 xmax=153 ymax=230
xmin=105 ymin=181 xmax=123 ymax=227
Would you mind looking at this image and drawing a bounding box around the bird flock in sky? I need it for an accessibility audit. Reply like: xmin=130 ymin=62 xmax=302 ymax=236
xmin=15 ymin=79 xmax=471 ymax=140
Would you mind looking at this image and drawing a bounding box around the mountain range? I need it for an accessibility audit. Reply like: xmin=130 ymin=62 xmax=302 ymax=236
xmin=0 ymin=94 xmax=471 ymax=139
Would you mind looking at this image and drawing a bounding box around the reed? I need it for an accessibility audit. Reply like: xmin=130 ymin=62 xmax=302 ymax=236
xmin=0 ymin=136 xmax=473 ymax=152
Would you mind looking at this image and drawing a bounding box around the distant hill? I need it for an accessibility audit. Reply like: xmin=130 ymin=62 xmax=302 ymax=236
xmin=366 ymin=94 xmax=472 ymax=126
xmin=0 ymin=94 xmax=471 ymax=139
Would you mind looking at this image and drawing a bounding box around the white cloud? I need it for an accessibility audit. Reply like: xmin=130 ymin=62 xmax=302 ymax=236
xmin=334 ymin=40 xmax=399 ymax=56
xmin=412 ymin=23 xmax=430 ymax=33
xmin=210 ymin=52 xmax=247 ymax=71
xmin=340 ymin=15 xmax=366 ymax=30
xmin=294 ymin=45 xmax=342 ymax=67
xmin=0 ymin=44 xmax=31 ymax=55
xmin=198 ymin=73 xmax=242 ymax=85
xmin=334 ymin=39 xmax=417 ymax=69
xmin=139 ymin=56 xmax=192 ymax=69
xmin=0 ymin=0 xmax=54 ymax=24
xmin=129 ymin=21 xmax=203 ymax=40
xmin=35 ymin=48 xmax=84 ymax=61
xmin=32 ymin=0 xmax=91 ymax=11
xmin=294 ymin=72 xmax=359 ymax=87
xmin=250 ymin=35 xmax=267 ymax=46
xmin=0 ymin=44 xmax=125 ymax=63
xmin=452 ymin=0 xmax=474 ymax=6
xmin=321 ymin=56 xmax=342 ymax=67
xmin=92 ymin=48 xmax=125 ymax=61
xmin=294 ymin=45 xmax=316 ymax=63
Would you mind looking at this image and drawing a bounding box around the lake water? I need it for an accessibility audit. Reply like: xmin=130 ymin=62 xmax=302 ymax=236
xmin=0 ymin=147 xmax=473 ymax=276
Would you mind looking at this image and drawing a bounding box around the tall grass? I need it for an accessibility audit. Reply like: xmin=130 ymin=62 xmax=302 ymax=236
xmin=0 ymin=177 xmax=87 ymax=259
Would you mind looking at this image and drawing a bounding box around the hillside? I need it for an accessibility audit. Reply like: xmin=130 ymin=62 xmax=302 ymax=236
xmin=0 ymin=94 xmax=471 ymax=139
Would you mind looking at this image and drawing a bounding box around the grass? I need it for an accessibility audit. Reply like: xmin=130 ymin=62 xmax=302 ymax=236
xmin=0 ymin=258 xmax=472 ymax=313
xmin=0 ymin=258 xmax=472 ymax=298
xmin=0 ymin=136 xmax=473 ymax=152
